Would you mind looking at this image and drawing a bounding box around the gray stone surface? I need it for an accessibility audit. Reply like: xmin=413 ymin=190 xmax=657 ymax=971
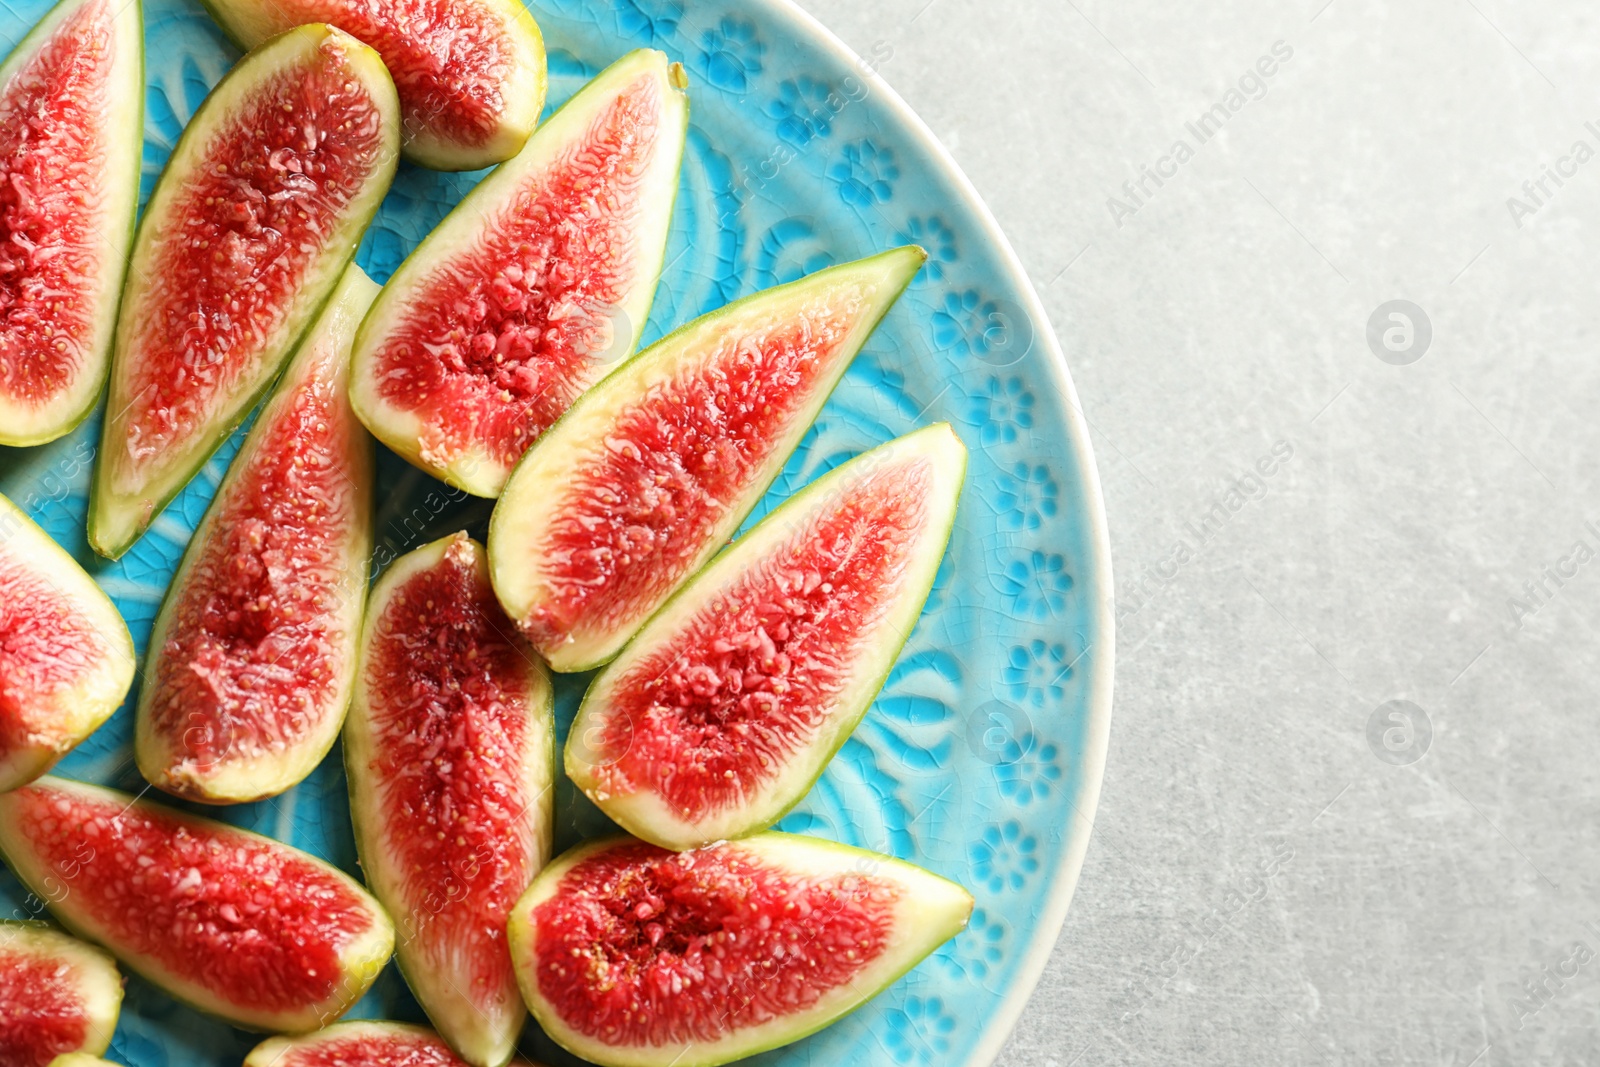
xmin=796 ymin=0 xmax=1600 ymax=1063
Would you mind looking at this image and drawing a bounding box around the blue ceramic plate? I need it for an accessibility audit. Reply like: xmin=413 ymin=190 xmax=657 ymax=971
xmin=0 ymin=1 xmax=1113 ymax=1064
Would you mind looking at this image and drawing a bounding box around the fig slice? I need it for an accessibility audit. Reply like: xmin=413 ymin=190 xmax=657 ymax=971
xmin=89 ymin=23 xmax=400 ymax=560
xmin=488 ymin=247 xmax=926 ymax=673
xmin=199 ymin=0 xmax=546 ymax=171
xmin=0 ymin=492 xmax=135 ymax=791
xmin=568 ymin=424 xmax=967 ymax=850
xmin=350 ymin=49 xmax=689 ymax=498
xmin=134 ymin=265 xmax=379 ymax=804
xmin=0 ymin=0 xmax=143 ymax=447
xmin=0 ymin=921 xmax=122 ymax=1067
xmin=0 ymin=776 xmax=395 ymax=1032
xmin=345 ymin=532 xmax=554 ymax=1067
xmin=507 ymin=832 xmax=973 ymax=1067
xmin=246 ymin=1020 xmax=549 ymax=1067
xmin=47 ymin=1057 xmax=119 ymax=1067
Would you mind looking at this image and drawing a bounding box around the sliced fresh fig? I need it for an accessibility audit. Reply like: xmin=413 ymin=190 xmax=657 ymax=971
xmin=568 ymin=425 xmax=966 ymax=850
xmin=47 ymin=1056 xmax=119 ymax=1067
xmin=89 ymin=24 xmax=399 ymax=560
xmin=346 ymin=532 xmax=553 ymax=1067
xmin=0 ymin=777 xmax=395 ymax=1032
xmin=0 ymin=0 xmax=142 ymax=447
xmin=507 ymin=832 xmax=972 ymax=1067
xmin=0 ymin=922 xmax=122 ymax=1067
xmin=350 ymin=50 xmax=689 ymax=498
xmin=0 ymin=493 xmax=134 ymax=791
xmin=199 ymin=0 xmax=545 ymax=171
xmin=246 ymin=1020 xmax=547 ymax=1067
xmin=488 ymin=247 xmax=926 ymax=672
xmin=133 ymin=266 xmax=379 ymax=804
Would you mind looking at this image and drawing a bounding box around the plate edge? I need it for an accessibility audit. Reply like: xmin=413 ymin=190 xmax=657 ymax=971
xmin=755 ymin=3 xmax=1118 ymax=1064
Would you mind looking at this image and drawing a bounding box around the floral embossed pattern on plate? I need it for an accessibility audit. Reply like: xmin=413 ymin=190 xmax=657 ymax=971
xmin=0 ymin=1 xmax=1112 ymax=1064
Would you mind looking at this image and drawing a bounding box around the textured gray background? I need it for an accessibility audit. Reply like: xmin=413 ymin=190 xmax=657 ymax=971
xmin=797 ymin=1 xmax=1600 ymax=1064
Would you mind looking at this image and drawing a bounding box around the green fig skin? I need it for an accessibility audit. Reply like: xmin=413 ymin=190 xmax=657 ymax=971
xmin=567 ymin=424 xmax=967 ymax=851
xmin=133 ymin=265 xmax=379 ymax=805
xmin=489 ymin=246 xmax=928 ymax=674
xmin=0 ymin=921 xmax=123 ymax=1066
xmin=89 ymin=24 xmax=399 ymax=560
xmin=0 ymin=0 xmax=143 ymax=448
xmin=245 ymin=1021 xmax=551 ymax=1067
xmin=0 ymin=492 xmax=135 ymax=792
xmin=344 ymin=533 xmax=555 ymax=1067
xmin=349 ymin=49 xmax=690 ymax=498
xmin=0 ymin=777 xmax=396 ymax=1033
xmin=506 ymin=832 xmax=972 ymax=1067
xmin=197 ymin=0 xmax=546 ymax=171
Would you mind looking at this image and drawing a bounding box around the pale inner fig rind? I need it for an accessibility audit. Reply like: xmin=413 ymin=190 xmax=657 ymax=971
xmin=0 ymin=492 xmax=135 ymax=792
xmin=0 ymin=777 xmax=395 ymax=1033
xmin=0 ymin=0 xmax=143 ymax=447
xmin=133 ymin=265 xmax=379 ymax=804
xmin=488 ymin=246 xmax=927 ymax=674
xmin=506 ymin=832 xmax=972 ymax=1067
xmin=198 ymin=0 xmax=547 ymax=171
xmin=349 ymin=48 xmax=689 ymax=499
xmin=89 ymin=23 xmax=399 ymax=560
xmin=245 ymin=1019 xmax=549 ymax=1067
xmin=345 ymin=532 xmax=554 ymax=1067
xmin=0 ymin=920 xmax=123 ymax=1061
xmin=568 ymin=424 xmax=967 ymax=850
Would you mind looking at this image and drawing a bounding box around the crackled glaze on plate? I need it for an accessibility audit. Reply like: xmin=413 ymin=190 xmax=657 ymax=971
xmin=0 ymin=1 xmax=1112 ymax=1064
